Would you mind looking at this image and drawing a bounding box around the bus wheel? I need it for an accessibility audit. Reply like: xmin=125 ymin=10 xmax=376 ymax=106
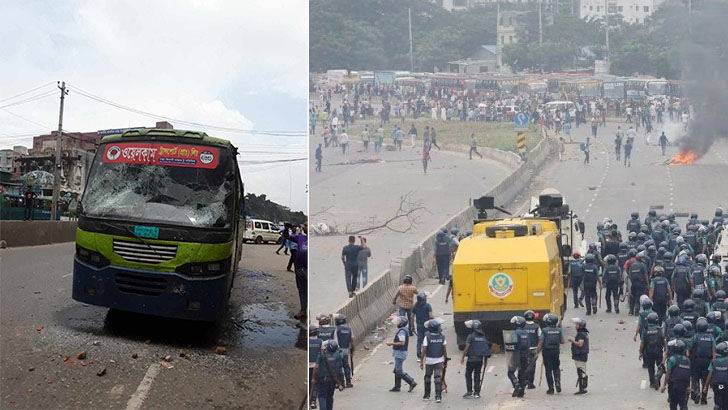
xmin=255 ymin=236 xmax=263 ymax=244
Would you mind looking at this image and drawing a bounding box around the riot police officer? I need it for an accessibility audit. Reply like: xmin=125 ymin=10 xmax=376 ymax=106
xmin=649 ymin=266 xmax=672 ymax=321
xmin=640 ymin=312 xmax=665 ymax=390
xmin=386 ymin=316 xmax=417 ymax=393
xmin=568 ymin=317 xmax=590 ymax=395
xmin=334 ymin=314 xmax=354 ymax=387
xmin=680 ymin=299 xmax=699 ymax=329
xmin=714 ymin=290 xmax=728 ymax=328
xmin=420 ymin=319 xmax=447 ymax=403
xmin=660 ymin=339 xmax=691 ymax=410
xmin=434 ymin=231 xmax=452 ymax=284
xmin=706 ymin=311 xmax=724 ymax=341
xmin=693 ymin=254 xmax=710 ymax=293
xmin=664 ymin=305 xmax=683 ymax=341
xmin=627 ymin=211 xmax=642 ymax=234
xmin=691 ymin=318 xmax=717 ymax=405
xmin=663 ymin=251 xmax=676 ymax=283
xmin=704 ymin=341 xmax=728 ymax=409
xmin=634 ymin=297 xmax=656 ymax=344
xmin=692 ymin=288 xmax=710 ymax=318
xmin=627 ymin=251 xmax=649 ymax=316
xmin=317 ymin=314 xmax=336 ymax=341
xmin=523 ymin=310 xmax=540 ymax=389
xmin=673 ymin=258 xmax=693 ymax=309
xmin=603 ymin=255 xmax=623 ymax=313
xmin=309 ymin=326 xmax=322 ymax=409
xmin=536 ymin=313 xmax=565 ymax=395
xmin=583 ymin=254 xmax=601 ymax=315
xmin=312 ymin=340 xmax=345 ymax=410
xmin=460 ymin=320 xmax=491 ymax=399
xmin=508 ymin=316 xmax=531 ymax=398
xmin=568 ymin=252 xmax=584 ymax=309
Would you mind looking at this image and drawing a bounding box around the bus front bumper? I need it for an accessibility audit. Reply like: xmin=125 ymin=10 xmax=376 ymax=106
xmin=72 ymin=258 xmax=232 ymax=322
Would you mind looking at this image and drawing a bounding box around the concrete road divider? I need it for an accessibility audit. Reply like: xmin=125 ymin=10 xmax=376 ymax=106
xmin=332 ymin=138 xmax=557 ymax=345
xmin=0 ymin=221 xmax=77 ymax=248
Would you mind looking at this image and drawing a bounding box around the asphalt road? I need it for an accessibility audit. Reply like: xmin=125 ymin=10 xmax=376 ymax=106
xmin=331 ymin=119 xmax=728 ymax=410
xmin=0 ymin=242 xmax=307 ymax=410
xmin=309 ymin=129 xmax=514 ymax=315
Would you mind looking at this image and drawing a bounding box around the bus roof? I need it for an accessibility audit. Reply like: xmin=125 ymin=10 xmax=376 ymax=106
xmin=101 ymin=128 xmax=232 ymax=147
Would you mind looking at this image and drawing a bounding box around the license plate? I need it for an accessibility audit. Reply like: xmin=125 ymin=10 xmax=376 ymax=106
xmin=134 ymin=226 xmax=159 ymax=239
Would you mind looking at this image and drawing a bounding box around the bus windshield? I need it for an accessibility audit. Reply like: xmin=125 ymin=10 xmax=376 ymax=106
xmin=81 ymin=142 xmax=234 ymax=228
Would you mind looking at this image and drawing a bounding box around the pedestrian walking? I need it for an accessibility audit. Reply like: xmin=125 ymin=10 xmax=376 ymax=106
xmin=615 ymin=127 xmax=623 ymax=161
xmin=393 ymin=275 xmax=417 ymax=336
xmin=703 ymin=342 xmax=728 ymax=409
xmin=591 ymin=117 xmax=598 ymax=138
xmin=275 ymin=224 xmax=289 ymax=255
xmin=558 ymin=137 xmax=565 ymax=161
xmin=23 ymin=186 xmax=36 ymax=221
xmin=409 ymin=123 xmax=417 ymax=148
xmin=523 ymin=310 xmax=540 ymax=389
xmin=581 ymin=138 xmax=590 ymax=165
xmin=386 ymin=316 xmax=418 ymax=393
xmin=412 ymin=292 xmax=434 ymax=360
xmin=469 ymin=133 xmax=482 ymax=160
xmin=341 ymin=236 xmax=362 ymax=297
xmin=315 ymin=144 xmax=323 ymax=172
xmin=422 ymin=142 xmax=431 ymax=174
xmin=340 ymin=129 xmax=349 ymax=154
xmin=431 ymin=127 xmax=440 ymax=150
xmin=283 ymin=222 xmax=308 ymax=320
xmin=624 ymin=140 xmax=633 ymax=167
xmin=375 ymin=127 xmax=383 ymax=153
xmin=536 ymin=313 xmax=565 ymax=394
xmin=568 ymin=317 xmax=590 ymax=395
xmin=659 ymin=131 xmax=670 ymax=157
xmin=362 ymin=126 xmax=370 ymax=152
xmin=356 ymin=237 xmax=371 ymax=290
xmin=309 ymin=327 xmax=322 ymax=409
xmin=460 ymin=320 xmax=491 ymax=399
xmin=286 ymin=225 xmax=298 ymax=272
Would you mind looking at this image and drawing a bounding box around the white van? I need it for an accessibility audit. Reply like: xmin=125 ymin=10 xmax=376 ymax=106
xmin=544 ymin=101 xmax=576 ymax=118
xmin=243 ymin=219 xmax=281 ymax=244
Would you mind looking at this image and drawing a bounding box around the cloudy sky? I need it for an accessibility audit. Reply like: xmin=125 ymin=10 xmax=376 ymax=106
xmin=0 ymin=0 xmax=309 ymax=212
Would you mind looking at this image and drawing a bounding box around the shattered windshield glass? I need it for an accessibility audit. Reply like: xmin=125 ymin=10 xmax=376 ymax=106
xmin=81 ymin=143 xmax=234 ymax=228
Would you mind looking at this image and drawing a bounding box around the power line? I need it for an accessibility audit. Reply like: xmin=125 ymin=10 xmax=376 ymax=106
xmin=0 ymin=82 xmax=55 ymax=103
xmin=66 ymin=84 xmax=308 ymax=137
xmin=0 ymin=90 xmax=57 ymax=110
xmin=237 ymin=157 xmax=307 ymax=164
xmin=0 ymin=107 xmax=54 ymax=130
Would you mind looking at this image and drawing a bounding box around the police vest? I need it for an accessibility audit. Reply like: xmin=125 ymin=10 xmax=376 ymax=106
xmin=684 ymin=233 xmax=698 ymax=250
xmin=668 ymin=237 xmax=677 ymax=252
xmin=320 ymin=352 xmax=342 ymax=381
xmin=617 ymin=252 xmax=630 ymax=269
xmin=336 ymin=325 xmax=352 ymax=349
xmin=435 ymin=240 xmax=451 ymax=257
xmin=681 ymin=312 xmax=698 ymax=326
xmin=665 ymin=317 xmax=682 ymax=340
xmin=425 ymin=332 xmax=445 ymax=358
xmin=309 ymin=338 xmax=323 ymax=363
xmin=674 ymin=266 xmax=691 ymax=292
xmin=714 ymin=301 xmax=728 ymax=317
xmin=468 ymin=333 xmax=491 ymax=357
xmin=570 ymin=262 xmax=584 ymax=279
xmin=394 ymin=328 xmax=409 ymax=351
xmin=694 ymin=299 xmax=707 ymax=317
xmin=652 ymin=228 xmax=666 ymax=243
xmin=514 ymin=329 xmax=530 ymax=354
xmin=583 ymin=264 xmax=598 ymax=286
xmin=693 ymin=266 xmax=707 ymax=288
xmin=412 ymin=303 xmax=430 ymax=327
xmin=644 ymin=325 xmax=663 ymax=354
xmin=639 ymin=310 xmax=652 ymax=333
xmin=671 ymin=356 xmax=692 ymax=383
xmin=629 ymin=262 xmax=646 ymax=287
xmin=605 ymin=265 xmax=621 ymax=284
xmin=652 ymin=277 xmax=669 ymax=301
xmin=722 ymin=275 xmax=728 ymax=293
xmin=711 ymin=359 xmax=728 ymax=386
xmin=571 ymin=331 xmax=589 ymax=360
xmin=543 ymin=327 xmax=562 ymax=350
xmin=524 ymin=323 xmax=540 ymax=348
xmin=604 ymin=239 xmax=619 ymax=256
xmin=694 ymin=333 xmax=714 ymax=359
xmin=663 ymin=263 xmax=676 ymax=281
xmin=627 ymin=220 xmax=641 ymax=233
xmin=318 ymin=326 xmax=336 ymax=341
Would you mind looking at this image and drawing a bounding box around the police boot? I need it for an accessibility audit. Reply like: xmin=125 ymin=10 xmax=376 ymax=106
xmin=389 ymin=373 xmax=401 ymax=392
xmin=700 ymin=390 xmax=708 ymax=405
xmin=508 ymin=372 xmax=519 ymax=390
xmin=402 ymin=373 xmax=417 ymax=392
xmin=546 ymin=380 xmax=554 ymax=395
xmin=423 ymin=380 xmax=431 ymax=400
xmin=555 ymin=372 xmax=562 ymax=393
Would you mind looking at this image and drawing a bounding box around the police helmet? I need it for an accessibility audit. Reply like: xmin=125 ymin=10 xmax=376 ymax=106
xmin=717 ymin=208 xmax=724 ymax=217
xmin=713 ymin=254 xmax=723 ymax=264
xmin=585 ymin=253 xmax=596 ymax=263
xmin=524 ymin=310 xmax=535 ymax=321
xmin=464 ymin=319 xmax=483 ymax=331
xmin=637 ymin=251 xmax=646 ymax=261
xmin=653 ymin=266 xmax=665 ymax=276
xmin=637 ymin=244 xmax=647 ymax=252
xmin=647 ymin=312 xmax=659 ymax=325
xmin=426 ymin=318 xmax=443 ymax=332
xmin=696 ymin=317 xmax=709 ymax=333
xmin=637 ymin=233 xmax=647 ymax=242
xmin=664 ymin=252 xmax=674 ymax=261
xmin=309 ymin=325 xmax=319 ymax=337
xmin=660 ymin=241 xmax=669 ymax=248
xmin=436 ymin=231 xmax=446 ymax=240
xmin=588 ymin=243 xmax=597 ymax=251
xmin=640 ymin=225 xmax=650 ymax=234
xmin=711 ymin=266 xmax=721 ymax=277
xmin=544 ymin=313 xmax=559 ymax=326
xmin=629 ymin=249 xmax=637 ymax=258
xmin=683 ymin=299 xmax=696 ymax=311
xmin=717 ymin=290 xmax=727 ymax=301
xmin=649 ymin=210 xmax=657 ymax=217
xmin=619 ymin=242 xmax=629 ymax=250
xmin=403 ymin=275 xmax=413 ymax=284
xmin=318 ymin=315 xmax=331 ymax=325
xmin=510 ymin=316 xmax=526 ymax=329
xmin=676 ymin=236 xmax=685 ymax=245
xmin=605 ymin=254 xmax=617 ymax=264
xmin=692 ymin=288 xmax=704 ymax=300
xmin=641 ymin=297 xmax=653 ymax=310
xmin=672 ymin=323 xmax=686 ymax=338
xmin=682 ymin=321 xmax=694 ymax=334
xmin=334 ymin=313 xmax=347 ymax=325
xmin=698 ymin=225 xmax=708 ymax=234
xmin=718 ymin=342 xmax=728 ymax=357
xmin=393 ymin=315 xmax=408 ymax=328
xmin=690 ymin=212 xmax=699 ymax=220
xmin=657 ymin=246 xmax=667 ymax=255
xmin=325 ymin=339 xmax=339 ymax=353
xmin=707 ymin=311 xmax=719 ymax=324
xmin=695 ymin=254 xmax=708 ymax=266
xmin=668 ymin=305 xmax=681 ymax=317
xmin=450 ymin=228 xmax=459 ymax=236
xmin=668 ymin=338 xmax=687 ymax=355
xmin=440 ymin=227 xmax=448 ymax=234
xmin=631 ymin=212 xmax=639 ymax=219
xmin=416 ymin=291 xmax=427 ymax=303
xmin=647 ymin=245 xmax=657 ymax=253
xmin=597 ymin=222 xmax=604 ymax=231
xmin=645 ymin=240 xmax=655 ymax=248
xmin=571 ymin=317 xmax=587 ymax=329
xmin=629 ymin=231 xmax=637 ymax=239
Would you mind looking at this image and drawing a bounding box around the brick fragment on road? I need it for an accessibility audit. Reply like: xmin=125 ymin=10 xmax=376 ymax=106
xmin=131 ymin=353 xmax=138 ymax=359
xmin=215 ymin=346 xmax=226 ymax=355
xmin=96 ymin=368 xmax=106 ymax=376
xmin=77 ymin=352 xmax=86 ymax=360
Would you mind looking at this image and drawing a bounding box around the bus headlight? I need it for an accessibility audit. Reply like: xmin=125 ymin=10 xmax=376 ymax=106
xmin=176 ymin=257 xmax=231 ymax=277
xmin=76 ymin=245 xmax=110 ymax=268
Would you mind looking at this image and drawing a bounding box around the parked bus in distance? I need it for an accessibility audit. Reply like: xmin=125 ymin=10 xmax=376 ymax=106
xmin=72 ymin=128 xmax=245 ymax=321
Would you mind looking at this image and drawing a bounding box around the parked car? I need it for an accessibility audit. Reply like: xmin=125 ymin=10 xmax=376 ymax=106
xmin=243 ymin=218 xmax=281 ymax=244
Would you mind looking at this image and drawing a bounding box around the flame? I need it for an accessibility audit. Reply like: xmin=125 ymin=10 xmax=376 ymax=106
xmin=671 ymin=149 xmax=697 ymax=165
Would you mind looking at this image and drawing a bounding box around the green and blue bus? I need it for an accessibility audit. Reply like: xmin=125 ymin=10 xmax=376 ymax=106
xmin=72 ymin=129 xmax=244 ymax=321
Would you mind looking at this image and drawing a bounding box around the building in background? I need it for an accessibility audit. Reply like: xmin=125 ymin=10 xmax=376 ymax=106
xmin=579 ymin=0 xmax=667 ymax=24
xmin=496 ymin=10 xmax=530 ymax=71
xmin=441 ymin=0 xmax=575 ymax=14
xmin=448 ymin=45 xmax=498 ymax=74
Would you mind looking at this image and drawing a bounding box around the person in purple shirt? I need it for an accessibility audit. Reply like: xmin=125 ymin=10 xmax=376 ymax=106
xmin=284 ymin=222 xmax=308 ymax=320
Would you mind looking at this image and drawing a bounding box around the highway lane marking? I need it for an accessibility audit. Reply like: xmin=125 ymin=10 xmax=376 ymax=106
xmin=487 ymin=365 xmax=494 ymax=373
xmin=640 ymin=379 xmax=647 ymax=389
xmin=62 ymin=273 xmax=72 ymax=278
xmin=125 ymin=363 xmax=161 ymax=410
xmin=430 ymin=284 xmax=444 ymax=297
xmin=353 ymin=343 xmax=383 ymax=375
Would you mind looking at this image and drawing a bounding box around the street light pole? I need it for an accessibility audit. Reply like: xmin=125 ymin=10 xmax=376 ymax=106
xmin=51 ymin=81 xmax=67 ymax=221
xmin=605 ymin=0 xmax=610 ymax=62
xmin=408 ymin=8 xmax=414 ymax=72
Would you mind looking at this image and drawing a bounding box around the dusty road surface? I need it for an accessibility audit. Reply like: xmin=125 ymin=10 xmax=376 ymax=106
xmin=0 ymin=242 xmax=307 ymax=410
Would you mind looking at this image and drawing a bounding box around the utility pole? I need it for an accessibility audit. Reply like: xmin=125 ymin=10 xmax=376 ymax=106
xmin=604 ymin=0 xmax=610 ymax=61
xmin=408 ymin=8 xmax=414 ymax=72
xmin=538 ymin=0 xmax=543 ymax=46
xmin=51 ymin=81 xmax=67 ymax=221
xmin=688 ymin=0 xmax=692 ymax=35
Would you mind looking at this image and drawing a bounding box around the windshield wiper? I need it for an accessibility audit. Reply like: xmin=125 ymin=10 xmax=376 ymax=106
xmin=99 ymin=221 xmax=164 ymax=260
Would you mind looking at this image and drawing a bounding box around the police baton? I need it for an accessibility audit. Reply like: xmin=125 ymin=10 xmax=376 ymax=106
xmin=599 ymin=284 xmax=603 ymax=309
xmin=478 ymin=357 xmax=487 ymax=392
